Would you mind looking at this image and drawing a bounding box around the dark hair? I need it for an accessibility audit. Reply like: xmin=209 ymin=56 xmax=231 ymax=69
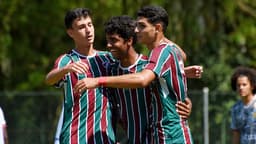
xmin=64 ymin=8 xmax=92 ymax=29
xmin=231 ymin=66 xmax=256 ymax=94
xmin=137 ymin=5 xmax=168 ymax=32
xmin=104 ymin=15 xmax=137 ymax=44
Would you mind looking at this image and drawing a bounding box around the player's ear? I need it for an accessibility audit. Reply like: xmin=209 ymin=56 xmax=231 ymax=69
xmin=127 ymin=37 xmax=133 ymax=46
xmin=66 ymin=29 xmax=73 ymax=38
xmin=155 ymin=23 xmax=162 ymax=33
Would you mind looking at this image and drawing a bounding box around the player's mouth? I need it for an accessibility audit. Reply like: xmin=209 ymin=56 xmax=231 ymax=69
xmin=110 ymin=49 xmax=118 ymax=53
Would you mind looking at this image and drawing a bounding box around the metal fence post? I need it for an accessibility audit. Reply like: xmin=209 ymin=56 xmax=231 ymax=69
xmin=203 ymin=87 xmax=209 ymax=144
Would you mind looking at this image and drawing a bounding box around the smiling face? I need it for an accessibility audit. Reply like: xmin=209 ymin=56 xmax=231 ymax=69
xmin=236 ymin=76 xmax=254 ymax=98
xmin=106 ymin=33 xmax=130 ymax=60
xmin=67 ymin=16 xmax=95 ymax=46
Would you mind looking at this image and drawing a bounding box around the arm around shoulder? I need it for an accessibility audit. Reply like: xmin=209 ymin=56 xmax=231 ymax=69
xmin=74 ymin=69 xmax=156 ymax=94
xmin=103 ymin=69 xmax=155 ymax=88
xmin=137 ymin=69 xmax=156 ymax=87
xmin=75 ymin=69 xmax=156 ymax=91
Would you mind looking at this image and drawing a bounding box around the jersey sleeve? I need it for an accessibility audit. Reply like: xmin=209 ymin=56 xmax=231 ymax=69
xmin=230 ymin=107 xmax=238 ymax=130
xmin=145 ymin=44 xmax=166 ymax=76
xmin=52 ymin=54 xmax=72 ymax=87
xmin=230 ymin=102 xmax=242 ymax=130
xmin=145 ymin=44 xmax=187 ymax=101
xmin=145 ymin=44 xmax=184 ymax=77
xmin=53 ymin=54 xmax=71 ymax=69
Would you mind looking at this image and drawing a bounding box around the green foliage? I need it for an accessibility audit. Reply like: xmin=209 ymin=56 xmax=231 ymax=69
xmin=0 ymin=0 xmax=255 ymax=143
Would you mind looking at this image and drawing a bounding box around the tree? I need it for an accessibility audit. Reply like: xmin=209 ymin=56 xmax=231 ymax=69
xmin=0 ymin=0 xmax=255 ymax=143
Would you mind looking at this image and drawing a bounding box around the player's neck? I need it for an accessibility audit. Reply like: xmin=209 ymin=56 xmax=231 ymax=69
xmin=75 ymin=43 xmax=95 ymax=56
xmin=148 ymin=33 xmax=166 ymax=50
xmin=120 ymin=48 xmax=139 ymax=67
xmin=242 ymin=93 xmax=254 ymax=105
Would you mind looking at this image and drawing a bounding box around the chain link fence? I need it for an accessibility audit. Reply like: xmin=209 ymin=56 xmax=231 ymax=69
xmin=0 ymin=89 xmax=236 ymax=144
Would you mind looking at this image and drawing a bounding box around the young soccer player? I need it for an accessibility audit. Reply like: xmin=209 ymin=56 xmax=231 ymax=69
xmin=45 ymin=8 xmax=116 ymax=144
xmin=74 ymin=5 xmax=194 ymax=144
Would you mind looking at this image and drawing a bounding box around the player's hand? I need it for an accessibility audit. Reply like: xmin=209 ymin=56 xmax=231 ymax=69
xmin=73 ymin=78 xmax=98 ymax=94
xmin=66 ymin=61 xmax=89 ymax=74
xmin=184 ymin=65 xmax=203 ymax=79
xmin=176 ymin=98 xmax=192 ymax=119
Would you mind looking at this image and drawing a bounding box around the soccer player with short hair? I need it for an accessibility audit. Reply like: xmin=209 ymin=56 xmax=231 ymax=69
xmin=45 ymin=8 xmax=116 ymax=144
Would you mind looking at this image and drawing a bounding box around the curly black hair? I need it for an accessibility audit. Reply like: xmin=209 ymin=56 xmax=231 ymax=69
xmin=230 ymin=66 xmax=256 ymax=94
xmin=104 ymin=15 xmax=137 ymax=44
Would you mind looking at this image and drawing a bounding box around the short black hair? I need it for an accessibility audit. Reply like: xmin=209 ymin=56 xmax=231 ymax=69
xmin=231 ymin=66 xmax=256 ymax=94
xmin=137 ymin=5 xmax=168 ymax=32
xmin=104 ymin=15 xmax=137 ymax=44
xmin=64 ymin=8 xmax=92 ymax=29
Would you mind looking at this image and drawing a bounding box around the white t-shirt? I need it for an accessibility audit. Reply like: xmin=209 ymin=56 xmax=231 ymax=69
xmin=0 ymin=107 xmax=6 ymax=144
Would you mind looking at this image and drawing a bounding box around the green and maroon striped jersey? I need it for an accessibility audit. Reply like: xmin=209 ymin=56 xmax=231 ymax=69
xmin=53 ymin=49 xmax=116 ymax=144
xmin=145 ymin=43 xmax=193 ymax=144
xmin=110 ymin=54 xmax=151 ymax=144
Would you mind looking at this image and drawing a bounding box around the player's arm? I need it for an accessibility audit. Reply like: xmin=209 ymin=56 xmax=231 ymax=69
xmin=74 ymin=69 xmax=156 ymax=92
xmin=168 ymin=41 xmax=203 ymax=79
xmin=232 ymin=130 xmax=240 ymax=144
xmin=45 ymin=61 xmax=88 ymax=85
xmin=45 ymin=68 xmax=69 ymax=86
xmin=176 ymin=45 xmax=187 ymax=62
xmin=167 ymin=40 xmax=187 ymax=61
xmin=184 ymin=65 xmax=203 ymax=79
xmin=176 ymin=98 xmax=192 ymax=119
